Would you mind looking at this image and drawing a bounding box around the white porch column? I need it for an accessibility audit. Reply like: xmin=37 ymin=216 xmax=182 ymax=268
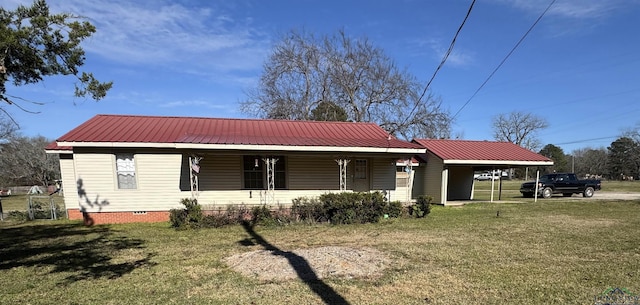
xmin=404 ymin=159 xmax=414 ymax=204
xmin=263 ymin=157 xmax=278 ymax=205
xmin=189 ymin=155 xmax=203 ymax=200
xmin=335 ymin=158 xmax=351 ymax=191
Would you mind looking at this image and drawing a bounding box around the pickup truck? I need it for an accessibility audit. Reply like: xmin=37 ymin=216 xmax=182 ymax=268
xmin=520 ymin=173 xmax=601 ymax=198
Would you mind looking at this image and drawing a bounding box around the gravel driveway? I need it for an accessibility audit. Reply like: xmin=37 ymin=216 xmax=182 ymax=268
xmin=562 ymin=191 xmax=640 ymax=200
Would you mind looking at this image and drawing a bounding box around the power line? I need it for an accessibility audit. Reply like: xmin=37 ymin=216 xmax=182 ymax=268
xmin=400 ymin=0 xmax=476 ymax=128
xmin=451 ymin=0 xmax=556 ymax=120
xmin=554 ymin=136 xmax=619 ymax=146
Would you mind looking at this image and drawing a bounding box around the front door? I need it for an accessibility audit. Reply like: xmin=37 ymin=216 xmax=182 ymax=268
xmin=353 ymin=159 xmax=370 ymax=192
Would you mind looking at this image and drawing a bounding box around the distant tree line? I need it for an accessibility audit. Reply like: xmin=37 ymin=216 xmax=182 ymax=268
xmin=536 ymin=134 xmax=640 ymax=180
xmin=0 ymin=117 xmax=59 ymax=187
xmin=491 ymin=111 xmax=639 ymax=180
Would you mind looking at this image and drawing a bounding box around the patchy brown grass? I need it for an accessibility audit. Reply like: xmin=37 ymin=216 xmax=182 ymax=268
xmin=1 ymin=200 xmax=639 ymax=304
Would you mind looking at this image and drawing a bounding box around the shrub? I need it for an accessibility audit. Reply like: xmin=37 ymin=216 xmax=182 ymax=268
xmin=25 ymin=200 xmax=66 ymax=220
xmin=269 ymin=205 xmax=296 ymax=226
xmin=7 ymin=210 xmax=28 ymax=221
xmin=200 ymin=214 xmax=233 ymax=228
xmin=409 ymin=195 xmax=432 ymax=218
xmin=169 ymin=209 xmax=187 ymax=228
xmin=169 ymin=198 xmax=203 ymax=229
xmin=383 ymin=201 xmax=404 ymax=218
xmin=251 ymin=205 xmax=275 ymax=226
xmin=292 ymin=192 xmax=401 ymax=225
xmin=225 ymin=204 xmax=251 ymax=223
xmin=291 ymin=197 xmax=327 ymax=223
xmin=320 ymin=191 xmax=387 ymax=224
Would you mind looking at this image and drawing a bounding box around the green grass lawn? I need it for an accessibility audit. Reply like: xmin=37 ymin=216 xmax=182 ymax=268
xmin=1 ymin=200 xmax=639 ymax=304
xmin=0 ymin=194 xmax=66 ymax=212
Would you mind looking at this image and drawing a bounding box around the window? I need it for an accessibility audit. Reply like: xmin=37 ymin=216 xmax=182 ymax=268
xmin=243 ymin=156 xmax=264 ymax=189
xmin=115 ymin=153 xmax=136 ymax=189
xmin=355 ymin=159 xmax=367 ymax=179
xmin=242 ymin=156 xmax=286 ymax=189
xmin=396 ymin=166 xmax=409 ymax=188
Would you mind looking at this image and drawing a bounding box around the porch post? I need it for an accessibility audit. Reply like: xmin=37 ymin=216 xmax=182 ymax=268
xmin=335 ymin=158 xmax=351 ymax=191
xmin=405 ymin=159 xmax=413 ymax=204
xmin=189 ymin=155 xmax=203 ymax=200
xmin=263 ymin=157 xmax=278 ymax=205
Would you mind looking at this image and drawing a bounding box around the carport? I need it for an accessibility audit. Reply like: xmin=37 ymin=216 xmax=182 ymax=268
xmin=411 ymin=139 xmax=554 ymax=205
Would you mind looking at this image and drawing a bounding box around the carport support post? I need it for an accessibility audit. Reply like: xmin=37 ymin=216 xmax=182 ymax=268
xmin=534 ymin=170 xmax=540 ymax=202
xmin=490 ymin=167 xmax=495 ymax=202
xmin=498 ymin=176 xmax=503 ymax=201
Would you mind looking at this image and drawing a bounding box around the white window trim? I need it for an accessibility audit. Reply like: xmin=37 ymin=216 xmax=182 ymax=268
xmin=115 ymin=153 xmax=138 ymax=190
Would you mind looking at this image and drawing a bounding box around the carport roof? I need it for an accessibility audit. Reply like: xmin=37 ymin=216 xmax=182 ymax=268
xmin=412 ymin=139 xmax=553 ymax=166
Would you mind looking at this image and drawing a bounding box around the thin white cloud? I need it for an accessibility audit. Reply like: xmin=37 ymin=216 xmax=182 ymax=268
xmin=41 ymin=0 xmax=270 ymax=74
xmin=489 ymin=0 xmax=640 ymax=37
xmin=159 ymin=99 xmax=225 ymax=109
xmin=414 ymin=38 xmax=475 ymax=67
xmin=498 ymin=0 xmax=637 ymax=20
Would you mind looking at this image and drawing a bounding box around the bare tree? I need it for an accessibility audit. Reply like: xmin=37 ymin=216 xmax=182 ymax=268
xmin=0 ymin=135 xmax=59 ymax=186
xmin=492 ymin=111 xmax=548 ymax=151
xmin=571 ymin=147 xmax=608 ymax=178
xmin=241 ymin=30 xmax=451 ymax=138
xmin=242 ymin=31 xmax=326 ymax=120
xmin=622 ymin=123 xmax=640 ymax=143
xmin=0 ymin=115 xmax=17 ymax=142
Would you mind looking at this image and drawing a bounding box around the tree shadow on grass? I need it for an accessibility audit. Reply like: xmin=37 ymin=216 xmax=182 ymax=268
xmin=0 ymin=222 xmax=156 ymax=284
xmin=239 ymin=221 xmax=350 ymax=305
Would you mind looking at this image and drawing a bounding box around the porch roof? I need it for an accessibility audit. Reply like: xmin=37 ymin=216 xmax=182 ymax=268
xmin=54 ymin=114 xmax=425 ymax=154
xmin=412 ymin=139 xmax=553 ymax=166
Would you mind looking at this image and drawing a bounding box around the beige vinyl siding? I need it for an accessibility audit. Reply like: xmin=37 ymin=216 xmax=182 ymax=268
xmin=66 ymin=150 xmax=414 ymax=211
xmin=288 ymin=156 xmax=340 ymax=190
xmin=59 ymin=154 xmax=77 ymax=210
xmin=371 ymin=158 xmax=395 ymax=190
xmin=192 ymin=155 xmax=342 ymax=205
xmin=412 ymin=166 xmax=426 ymax=198
xmin=73 ymin=152 xmax=117 ymax=212
xmin=133 ymin=153 xmax=183 ymax=210
xmin=424 ymin=152 xmax=444 ymax=204
xmin=72 ymin=152 xmax=185 ymax=212
xmin=197 ymin=155 xmax=242 ymax=190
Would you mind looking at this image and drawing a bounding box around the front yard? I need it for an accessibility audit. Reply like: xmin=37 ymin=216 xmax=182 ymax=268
xmin=1 ymin=199 xmax=639 ymax=304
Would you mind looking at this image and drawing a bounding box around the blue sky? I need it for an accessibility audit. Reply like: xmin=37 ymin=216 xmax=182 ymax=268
xmin=2 ymin=0 xmax=639 ymax=153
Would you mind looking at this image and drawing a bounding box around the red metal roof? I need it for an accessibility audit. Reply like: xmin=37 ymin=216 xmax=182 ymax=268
xmin=412 ymin=139 xmax=552 ymax=162
xmin=57 ymin=114 xmax=423 ymax=149
xmin=45 ymin=142 xmax=72 ymax=151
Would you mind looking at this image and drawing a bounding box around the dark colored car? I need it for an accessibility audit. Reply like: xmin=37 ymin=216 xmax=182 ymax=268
xmin=520 ymin=173 xmax=601 ymax=198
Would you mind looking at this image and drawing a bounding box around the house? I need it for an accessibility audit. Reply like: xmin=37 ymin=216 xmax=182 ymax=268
xmin=45 ymin=114 xmax=426 ymax=224
xmin=411 ymin=139 xmax=553 ymax=205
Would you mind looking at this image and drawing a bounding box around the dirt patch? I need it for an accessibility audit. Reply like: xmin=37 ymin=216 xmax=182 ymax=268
xmin=224 ymin=246 xmax=390 ymax=281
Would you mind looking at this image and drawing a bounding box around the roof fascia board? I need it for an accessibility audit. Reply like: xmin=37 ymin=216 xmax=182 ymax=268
xmin=57 ymin=141 xmax=426 ymax=154
xmin=45 ymin=149 xmax=72 ymax=154
xmin=443 ymin=159 xmax=554 ymax=166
